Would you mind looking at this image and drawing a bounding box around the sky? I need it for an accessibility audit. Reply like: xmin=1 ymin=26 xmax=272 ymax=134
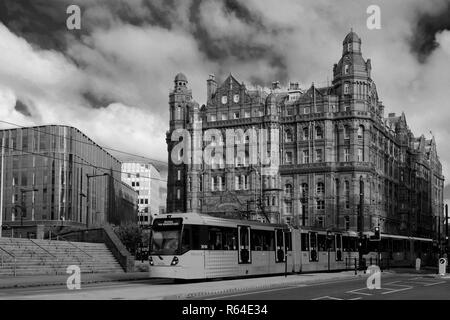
xmin=0 ymin=0 xmax=449 ymax=192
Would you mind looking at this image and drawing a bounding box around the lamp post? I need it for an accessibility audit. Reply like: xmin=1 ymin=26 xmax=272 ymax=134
xmin=86 ymin=173 xmax=109 ymax=229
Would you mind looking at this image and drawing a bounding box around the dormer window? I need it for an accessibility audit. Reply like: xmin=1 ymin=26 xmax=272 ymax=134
xmin=347 ymin=43 xmax=352 ymax=51
xmin=344 ymin=65 xmax=349 ymax=74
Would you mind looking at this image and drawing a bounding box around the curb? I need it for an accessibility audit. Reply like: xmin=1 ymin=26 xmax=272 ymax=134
xmin=0 ymin=275 xmax=150 ymax=290
xmin=164 ymin=273 xmax=370 ymax=300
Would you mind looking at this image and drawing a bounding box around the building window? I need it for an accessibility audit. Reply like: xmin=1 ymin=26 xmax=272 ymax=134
xmin=284 ymin=201 xmax=293 ymax=215
xmin=233 ymin=111 xmax=240 ymax=119
xmin=344 ymin=181 xmax=350 ymax=209
xmin=285 ymin=129 xmax=293 ymax=142
xmin=317 ymin=216 xmax=324 ymax=227
xmin=357 ymin=148 xmax=363 ymax=162
xmin=303 ymin=150 xmax=309 ymax=164
xmin=303 ymin=127 xmax=309 ymax=140
xmin=344 ymin=216 xmax=350 ymax=230
xmin=176 ymin=189 xmax=180 ymax=200
xmin=357 ymin=125 xmax=364 ymax=139
xmin=344 ymin=148 xmax=350 ymax=162
xmin=344 ymin=64 xmax=349 ymax=74
xmin=316 ymin=182 xmax=324 ymax=195
xmin=316 ymin=200 xmax=325 ymax=210
xmin=344 ymin=83 xmax=349 ymax=94
xmin=221 ymin=113 xmax=228 ymax=120
xmin=244 ymin=110 xmax=250 ymax=118
xmin=285 ymin=183 xmax=293 ymax=197
xmin=287 ymin=108 xmax=294 ymax=116
xmin=315 ymin=126 xmax=323 ymax=139
xmin=210 ymin=114 xmax=217 ymax=122
xmin=316 ymin=149 xmax=323 ymax=162
xmin=177 ymin=170 xmax=181 ymax=181
xmin=285 ymin=151 xmax=293 ymax=164
xmin=344 ymin=126 xmax=350 ymax=139
xmin=188 ymin=176 xmax=192 ymax=192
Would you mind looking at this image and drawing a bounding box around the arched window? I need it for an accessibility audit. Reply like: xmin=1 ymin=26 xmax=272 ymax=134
xmin=285 ymin=183 xmax=293 ymax=197
xmin=315 ymin=126 xmax=323 ymax=139
xmin=344 ymin=64 xmax=349 ymax=74
xmin=301 ymin=183 xmax=309 ymax=200
xmin=357 ymin=125 xmax=364 ymax=139
xmin=177 ymin=106 xmax=182 ymax=120
xmin=303 ymin=127 xmax=309 ymax=140
xmin=285 ymin=129 xmax=293 ymax=142
xmin=344 ymin=125 xmax=350 ymax=139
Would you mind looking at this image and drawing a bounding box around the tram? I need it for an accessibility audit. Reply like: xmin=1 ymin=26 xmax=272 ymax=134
xmin=148 ymin=212 xmax=434 ymax=280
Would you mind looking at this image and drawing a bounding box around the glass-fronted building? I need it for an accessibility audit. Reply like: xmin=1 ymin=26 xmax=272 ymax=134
xmin=0 ymin=125 xmax=138 ymax=237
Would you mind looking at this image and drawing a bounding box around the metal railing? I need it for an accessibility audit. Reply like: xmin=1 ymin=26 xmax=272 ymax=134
xmin=49 ymin=234 xmax=94 ymax=260
xmin=0 ymin=246 xmax=16 ymax=277
xmin=28 ymin=239 xmax=57 ymax=259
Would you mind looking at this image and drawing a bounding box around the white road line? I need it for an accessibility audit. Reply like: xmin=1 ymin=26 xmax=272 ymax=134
xmin=347 ymin=288 xmax=372 ymax=296
xmin=424 ymin=281 xmax=446 ymax=287
xmin=312 ymin=296 xmax=343 ymax=300
xmin=349 ymin=297 xmax=362 ymax=300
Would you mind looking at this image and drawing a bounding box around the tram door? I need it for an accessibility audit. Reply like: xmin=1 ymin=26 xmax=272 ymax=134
xmin=335 ymin=234 xmax=343 ymax=261
xmin=275 ymin=229 xmax=285 ymax=263
xmin=238 ymin=226 xmax=251 ymax=264
xmin=309 ymin=232 xmax=318 ymax=262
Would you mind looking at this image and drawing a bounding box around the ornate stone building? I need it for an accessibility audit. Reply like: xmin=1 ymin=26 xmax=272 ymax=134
xmin=166 ymin=31 xmax=445 ymax=239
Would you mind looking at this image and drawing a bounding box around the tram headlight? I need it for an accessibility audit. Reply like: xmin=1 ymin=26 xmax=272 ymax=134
xmin=171 ymin=256 xmax=179 ymax=266
xmin=149 ymin=256 xmax=154 ymax=266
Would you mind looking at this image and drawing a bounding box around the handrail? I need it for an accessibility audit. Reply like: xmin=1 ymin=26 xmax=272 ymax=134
xmin=0 ymin=245 xmax=15 ymax=259
xmin=28 ymin=239 xmax=57 ymax=259
xmin=51 ymin=235 xmax=94 ymax=259
xmin=0 ymin=245 xmax=17 ymax=277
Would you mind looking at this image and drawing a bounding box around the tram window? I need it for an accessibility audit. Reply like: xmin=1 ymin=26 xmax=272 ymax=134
xmin=265 ymin=231 xmax=275 ymax=251
xmin=181 ymin=227 xmax=191 ymax=253
xmin=301 ymin=233 xmax=309 ymax=251
xmin=336 ymin=234 xmax=342 ymax=250
xmin=310 ymin=232 xmax=317 ymax=249
xmin=224 ymin=228 xmax=237 ymax=250
xmin=208 ymin=227 xmax=223 ymax=250
xmin=284 ymin=232 xmax=292 ymax=251
xmin=343 ymin=236 xmax=349 ymax=252
xmin=190 ymin=225 xmax=204 ymax=250
xmin=251 ymin=230 xmax=264 ymax=251
xmin=276 ymin=230 xmax=284 ymax=249
xmin=349 ymin=238 xmax=357 ymax=252
xmin=328 ymin=236 xmax=335 ymax=251
xmin=318 ymin=234 xmax=327 ymax=251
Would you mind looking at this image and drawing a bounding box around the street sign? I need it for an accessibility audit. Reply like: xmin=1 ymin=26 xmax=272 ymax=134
xmin=438 ymin=258 xmax=447 ymax=276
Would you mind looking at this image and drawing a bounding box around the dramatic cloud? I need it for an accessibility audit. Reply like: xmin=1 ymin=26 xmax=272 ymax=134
xmin=0 ymin=0 xmax=449 ymax=191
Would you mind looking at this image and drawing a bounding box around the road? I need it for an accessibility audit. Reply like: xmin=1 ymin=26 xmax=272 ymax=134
xmin=1 ymin=272 xmax=449 ymax=300
xmin=203 ymin=274 xmax=450 ymax=300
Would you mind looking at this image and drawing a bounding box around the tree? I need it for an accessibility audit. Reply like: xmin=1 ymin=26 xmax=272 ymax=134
xmin=113 ymin=223 xmax=142 ymax=255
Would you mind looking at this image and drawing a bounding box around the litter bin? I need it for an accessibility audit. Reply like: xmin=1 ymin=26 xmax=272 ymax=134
xmin=438 ymin=258 xmax=447 ymax=276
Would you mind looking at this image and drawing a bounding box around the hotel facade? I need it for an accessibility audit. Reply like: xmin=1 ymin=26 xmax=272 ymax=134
xmin=166 ymin=31 xmax=445 ymax=240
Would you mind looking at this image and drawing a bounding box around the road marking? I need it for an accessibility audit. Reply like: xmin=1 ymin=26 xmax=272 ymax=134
xmin=312 ymin=296 xmax=343 ymax=300
xmin=349 ymin=297 xmax=362 ymax=300
xmin=346 ymin=288 xmax=372 ymax=296
xmin=424 ymin=281 xmax=445 ymax=287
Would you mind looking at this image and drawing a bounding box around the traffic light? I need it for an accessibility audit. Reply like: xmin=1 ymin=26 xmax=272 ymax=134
xmin=374 ymin=226 xmax=381 ymax=240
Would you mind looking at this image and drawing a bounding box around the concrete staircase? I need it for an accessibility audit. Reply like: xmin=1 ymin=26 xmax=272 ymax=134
xmin=0 ymin=237 xmax=124 ymax=276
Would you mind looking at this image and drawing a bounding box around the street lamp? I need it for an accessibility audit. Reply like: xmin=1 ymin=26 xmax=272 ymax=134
xmin=86 ymin=173 xmax=109 ymax=229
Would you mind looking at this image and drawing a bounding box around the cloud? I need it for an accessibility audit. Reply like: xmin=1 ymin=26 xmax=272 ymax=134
xmin=0 ymin=0 xmax=449 ymax=187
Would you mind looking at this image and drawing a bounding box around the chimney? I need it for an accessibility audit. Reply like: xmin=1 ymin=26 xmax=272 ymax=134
xmin=207 ymin=74 xmax=217 ymax=102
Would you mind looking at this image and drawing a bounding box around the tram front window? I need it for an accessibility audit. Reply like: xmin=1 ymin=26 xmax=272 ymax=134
xmin=151 ymin=230 xmax=180 ymax=255
xmin=151 ymin=218 xmax=183 ymax=255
